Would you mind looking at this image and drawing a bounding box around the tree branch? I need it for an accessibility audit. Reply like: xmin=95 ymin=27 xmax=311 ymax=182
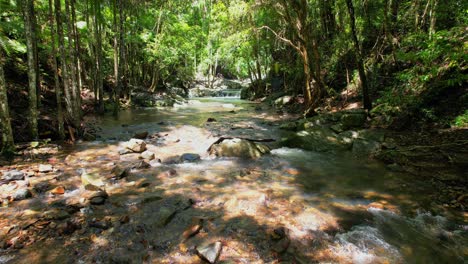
xmin=258 ymin=25 xmax=300 ymax=52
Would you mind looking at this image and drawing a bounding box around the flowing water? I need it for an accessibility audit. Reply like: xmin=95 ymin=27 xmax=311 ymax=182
xmin=0 ymin=98 xmax=466 ymax=263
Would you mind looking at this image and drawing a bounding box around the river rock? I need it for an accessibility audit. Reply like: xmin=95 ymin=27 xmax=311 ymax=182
xmin=118 ymin=148 xmax=133 ymax=155
xmin=133 ymin=131 xmax=149 ymax=139
xmin=209 ymin=138 xmax=270 ymax=159
xmin=38 ymin=164 xmax=53 ymax=173
xmin=33 ymin=182 xmax=50 ymax=193
xmin=111 ymin=165 xmax=130 ymax=179
xmin=81 ymin=170 xmax=105 ymax=187
xmin=140 ymin=150 xmax=155 ymax=160
xmin=2 ymin=170 xmax=25 ymax=181
xmin=13 ymin=189 xmax=32 ymax=201
xmin=88 ymin=190 xmax=108 ymax=205
xmin=274 ymin=96 xmax=293 ymax=107
xmin=43 ymin=209 xmax=70 ymax=220
xmin=340 ymin=111 xmax=367 ymax=129
xmin=180 ymin=153 xmax=201 ymax=163
xmin=282 ymin=127 xmax=351 ymax=152
xmin=207 ymin=117 xmax=217 ymax=122
xmin=131 ymin=160 xmax=150 ymax=169
xmin=196 ymin=241 xmax=222 ymax=264
xmin=272 ymin=237 xmax=290 ymax=253
xmin=330 ymin=123 xmax=345 ymax=133
xmin=352 ymin=139 xmax=382 ymax=157
xmin=125 ymin=138 xmax=147 ymax=153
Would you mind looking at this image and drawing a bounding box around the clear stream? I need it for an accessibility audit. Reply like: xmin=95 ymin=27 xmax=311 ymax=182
xmin=1 ymin=98 xmax=467 ymax=263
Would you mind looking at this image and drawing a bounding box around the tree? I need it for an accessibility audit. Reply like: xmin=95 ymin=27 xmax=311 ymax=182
xmin=261 ymin=0 xmax=325 ymax=114
xmin=346 ymin=0 xmax=372 ymax=111
xmin=0 ymin=50 xmax=14 ymax=154
xmin=20 ymin=0 xmax=39 ymax=139
xmin=48 ymin=0 xmax=65 ymax=139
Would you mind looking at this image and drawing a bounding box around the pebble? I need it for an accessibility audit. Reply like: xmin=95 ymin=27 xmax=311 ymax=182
xmin=2 ymin=170 xmax=25 ymax=181
xmin=38 ymin=164 xmax=53 ymax=173
xmin=13 ymin=189 xmax=32 ymax=201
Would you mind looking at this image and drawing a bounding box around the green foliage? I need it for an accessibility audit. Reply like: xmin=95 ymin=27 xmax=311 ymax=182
xmin=453 ymin=110 xmax=468 ymax=128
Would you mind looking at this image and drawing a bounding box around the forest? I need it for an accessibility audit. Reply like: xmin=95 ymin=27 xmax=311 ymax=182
xmin=0 ymin=0 xmax=467 ymax=263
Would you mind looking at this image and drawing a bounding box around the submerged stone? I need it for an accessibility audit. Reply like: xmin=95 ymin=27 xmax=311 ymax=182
xmin=180 ymin=153 xmax=201 ymax=163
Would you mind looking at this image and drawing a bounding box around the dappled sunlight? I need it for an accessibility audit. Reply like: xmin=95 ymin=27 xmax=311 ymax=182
xmin=1 ymin=99 xmax=466 ymax=263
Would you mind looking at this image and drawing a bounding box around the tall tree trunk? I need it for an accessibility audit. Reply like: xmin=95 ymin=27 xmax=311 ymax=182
xmin=0 ymin=51 xmax=14 ymax=154
xmin=64 ymin=0 xmax=81 ymax=128
xmin=55 ymin=0 xmax=75 ymax=133
xmin=21 ymin=0 xmax=39 ymax=139
xmin=429 ymin=0 xmax=438 ymax=37
xmin=346 ymin=0 xmax=372 ymax=111
xmin=49 ymin=0 xmax=65 ymax=139
xmin=93 ymin=0 xmax=104 ymax=112
xmin=71 ymin=0 xmax=82 ymax=108
xmin=113 ymin=0 xmax=119 ymax=115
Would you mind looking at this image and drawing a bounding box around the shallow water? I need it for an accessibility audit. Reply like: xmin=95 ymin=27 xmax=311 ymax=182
xmin=1 ymin=98 xmax=466 ymax=263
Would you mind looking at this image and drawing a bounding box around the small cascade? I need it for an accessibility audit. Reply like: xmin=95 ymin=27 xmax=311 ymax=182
xmin=216 ymin=89 xmax=241 ymax=98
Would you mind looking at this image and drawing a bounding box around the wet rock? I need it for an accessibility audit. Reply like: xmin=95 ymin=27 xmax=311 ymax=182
xmin=84 ymin=184 xmax=102 ymax=191
xmin=330 ymin=123 xmax=345 ymax=133
xmin=340 ymin=111 xmax=367 ymax=129
xmin=33 ymin=182 xmax=50 ymax=193
xmin=140 ymin=150 xmax=155 ymax=160
xmin=180 ymin=153 xmax=201 ymax=163
xmin=89 ymin=190 xmax=108 ymax=205
xmin=209 ymin=138 xmax=270 ymax=159
xmin=13 ymin=189 xmax=32 ymax=201
xmin=282 ymin=128 xmax=350 ymax=152
xmin=58 ymin=220 xmax=80 ymax=235
xmin=2 ymin=170 xmax=25 ymax=181
xmin=154 ymin=207 xmax=177 ymax=227
xmin=207 ymin=117 xmax=217 ymax=122
xmin=81 ymin=170 xmax=105 ymax=187
xmin=43 ymin=209 xmax=71 ymax=220
xmin=38 ymin=164 xmax=53 ymax=173
xmin=271 ymin=227 xmax=287 ymax=240
xmin=89 ymin=218 xmax=112 ymax=230
xmin=133 ymin=131 xmax=149 ymax=139
xmin=196 ymin=241 xmax=222 ymax=264
xmin=357 ymin=129 xmax=386 ymax=142
xmin=272 ymin=237 xmax=290 ymax=253
xmin=136 ymin=179 xmax=151 ymax=188
xmin=111 ymin=165 xmax=130 ymax=179
xmin=125 ymin=138 xmax=147 ymax=153
xmin=352 ymin=139 xmax=382 ymax=157
xmin=118 ymin=148 xmax=133 ymax=155
xmin=132 ymin=160 xmax=150 ymax=169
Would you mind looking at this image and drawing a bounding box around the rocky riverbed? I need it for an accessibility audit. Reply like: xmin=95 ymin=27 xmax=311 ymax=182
xmin=0 ymin=99 xmax=467 ymax=263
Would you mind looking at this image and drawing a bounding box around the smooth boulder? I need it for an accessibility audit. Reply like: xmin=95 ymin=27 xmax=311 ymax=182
xmin=209 ymin=138 xmax=270 ymax=159
xmin=125 ymin=139 xmax=147 ymax=153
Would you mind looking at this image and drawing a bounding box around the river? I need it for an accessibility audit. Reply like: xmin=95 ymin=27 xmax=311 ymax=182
xmin=1 ymin=98 xmax=466 ymax=263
